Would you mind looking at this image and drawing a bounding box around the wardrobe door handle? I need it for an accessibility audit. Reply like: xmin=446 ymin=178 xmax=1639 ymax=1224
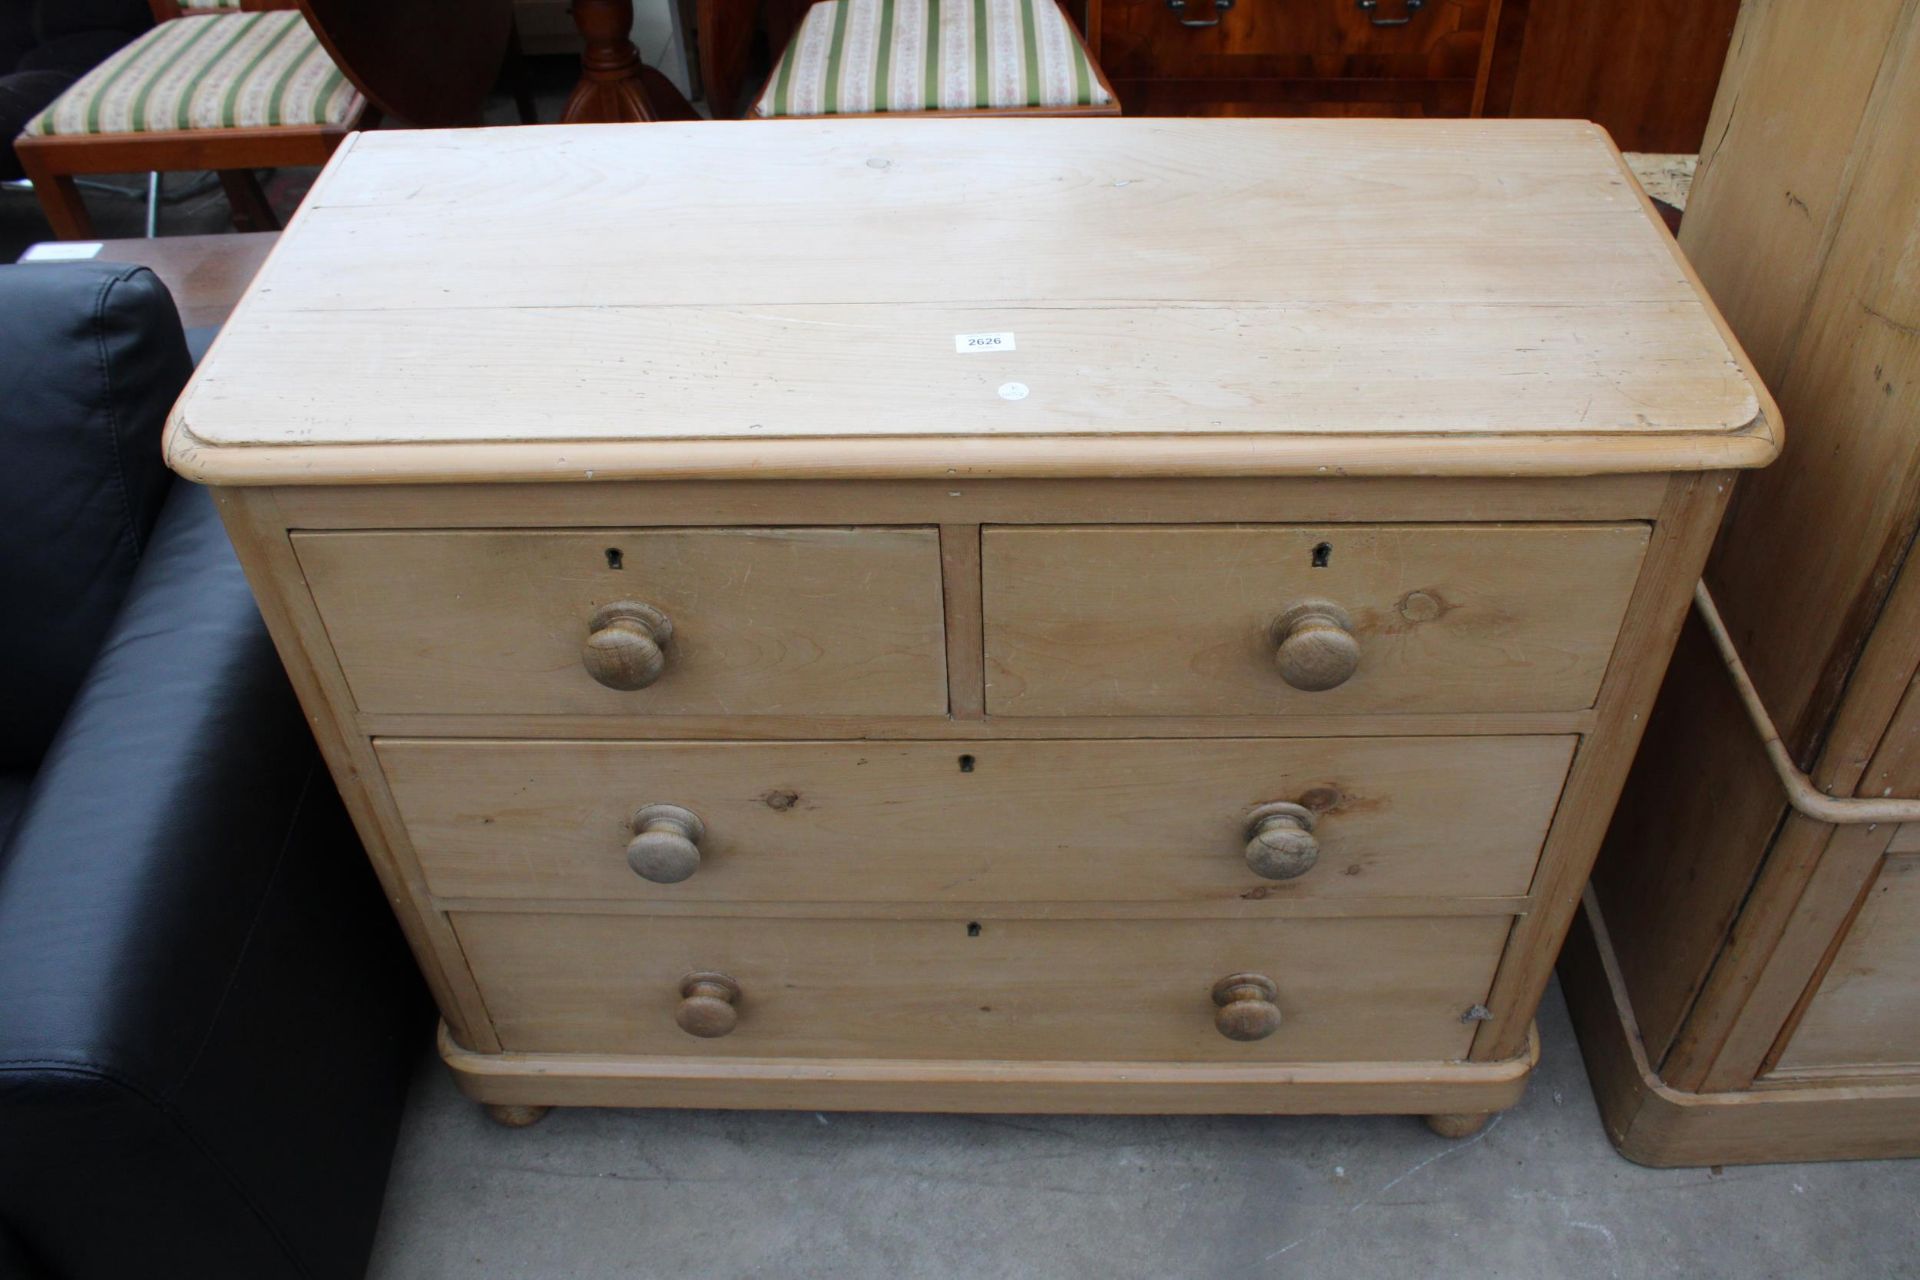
xmin=1357 ymin=0 xmax=1424 ymax=25
xmin=1168 ymin=0 xmax=1233 ymax=27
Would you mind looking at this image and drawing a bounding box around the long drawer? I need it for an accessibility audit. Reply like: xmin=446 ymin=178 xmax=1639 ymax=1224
xmin=454 ymin=912 xmax=1509 ymax=1062
xmin=383 ymin=736 xmax=1573 ymax=904
xmin=983 ymin=523 xmax=1649 ymax=716
xmin=294 ymin=527 xmax=950 ymax=717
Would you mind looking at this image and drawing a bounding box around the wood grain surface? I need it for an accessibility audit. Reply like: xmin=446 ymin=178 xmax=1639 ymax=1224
xmin=165 ymin=120 xmax=1770 ymax=483
xmin=1771 ymin=855 xmax=1920 ymax=1075
xmin=294 ymin=526 xmax=949 ymax=717
xmin=454 ymin=911 xmax=1509 ymax=1061
xmin=983 ymin=523 xmax=1649 ymax=715
xmin=379 ymin=734 xmax=1574 ymax=904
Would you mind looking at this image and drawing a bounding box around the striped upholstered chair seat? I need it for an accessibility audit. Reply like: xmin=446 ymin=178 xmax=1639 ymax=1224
xmin=24 ymin=9 xmax=362 ymax=137
xmin=753 ymin=0 xmax=1113 ymax=117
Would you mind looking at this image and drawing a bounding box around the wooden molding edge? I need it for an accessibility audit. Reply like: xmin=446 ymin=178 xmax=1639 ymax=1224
xmin=437 ymin=1022 xmax=1540 ymax=1115
xmin=163 ymin=422 xmax=1783 ymax=487
xmin=1559 ymin=887 xmax=1920 ymax=1166
xmin=1596 ymin=128 xmax=1787 ymax=469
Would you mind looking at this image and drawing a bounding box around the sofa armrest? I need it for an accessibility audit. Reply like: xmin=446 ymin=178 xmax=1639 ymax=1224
xmin=0 ymin=481 xmax=427 ymax=1279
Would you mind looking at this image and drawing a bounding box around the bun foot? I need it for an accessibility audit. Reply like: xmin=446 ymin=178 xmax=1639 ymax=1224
xmin=1423 ymin=1111 xmax=1491 ymax=1139
xmin=484 ymin=1103 xmax=552 ymax=1128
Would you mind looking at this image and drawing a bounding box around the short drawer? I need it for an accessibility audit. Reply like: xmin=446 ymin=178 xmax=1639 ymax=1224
xmin=1095 ymin=0 xmax=1490 ymax=81
xmin=982 ymin=524 xmax=1648 ymax=716
xmin=453 ymin=912 xmax=1509 ymax=1062
xmin=294 ymin=527 xmax=949 ymax=716
xmin=383 ymin=735 xmax=1572 ymax=904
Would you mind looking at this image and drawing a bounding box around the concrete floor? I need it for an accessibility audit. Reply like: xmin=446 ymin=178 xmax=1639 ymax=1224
xmin=366 ymin=980 xmax=1920 ymax=1279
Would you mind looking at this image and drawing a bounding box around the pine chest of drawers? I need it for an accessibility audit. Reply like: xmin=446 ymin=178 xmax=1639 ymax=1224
xmin=164 ymin=117 xmax=1777 ymax=1132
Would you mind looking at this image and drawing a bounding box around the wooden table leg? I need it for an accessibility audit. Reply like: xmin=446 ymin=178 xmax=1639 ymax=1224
xmin=562 ymin=0 xmax=702 ymax=123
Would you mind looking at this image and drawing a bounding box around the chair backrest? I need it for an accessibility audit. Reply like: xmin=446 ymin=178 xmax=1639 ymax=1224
xmin=297 ymin=0 xmax=513 ymax=127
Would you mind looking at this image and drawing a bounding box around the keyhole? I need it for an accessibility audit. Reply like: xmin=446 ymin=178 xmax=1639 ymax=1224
xmin=966 ymin=921 xmax=982 ymax=937
xmin=605 ymin=547 xmax=624 ymax=570
xmin=958 ymin=754 xmax=976 ymax=773
xmin=1311 ymin=542 xmax=1332 ymax=568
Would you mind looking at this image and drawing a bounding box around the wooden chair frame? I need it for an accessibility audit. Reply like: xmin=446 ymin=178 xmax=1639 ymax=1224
xmin=17 ymin=115 xmax=373 ymax=240
xmin=17 ymin=0 xmax=519 ymax=238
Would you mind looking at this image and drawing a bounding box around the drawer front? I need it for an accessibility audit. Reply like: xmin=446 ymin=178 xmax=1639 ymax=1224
xmin=294 ymin=527 xmax=948 ymax=716
xmin=455 ymin=912 xmax=1508 ymax=1061
xmin=386 ymin=735 xmax=1570 ymax=904
xmin=983 ymin=524 xmax=1648 ymax=716
xmin=1095 ymin=0 xmax=1492 ymax=83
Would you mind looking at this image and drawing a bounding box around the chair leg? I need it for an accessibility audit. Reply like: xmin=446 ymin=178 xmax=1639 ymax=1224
xmin=217 ymin=169 xmax=280 ymax=233
xmin=675 ymin=0 xmax=704 ymax=104
xmin=504 ymin=17 xmax=540 ymax=124
xmin=145 ymin=171 xmax=161 ymax=239
xmin=15 ymin=148 xmax=94 ymax=240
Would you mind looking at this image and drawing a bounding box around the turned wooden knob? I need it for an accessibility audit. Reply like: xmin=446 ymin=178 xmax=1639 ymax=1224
xmin=1269 ymin=601 xmax=1359 ymax=691
xmin=676 ymin=971 xmax=741 ymax=1037
xmin=627 ymin=804 xmax=705 ymax=883
xmin=583 ymin=600 xmax=673 ymax=691
xmin=1212 ymin=972 xmax=1282 ymax=1041
xmin=1245 ymin=802 xmax=1319 ymax=880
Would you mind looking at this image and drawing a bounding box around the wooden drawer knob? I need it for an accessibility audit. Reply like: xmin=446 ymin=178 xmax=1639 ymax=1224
xmin=627 ymin=803 xmax=706 ymax=884
xmin=583 ymin=600 xmax=673 ymax=691
xmin=1212 ymin=972 xmax=1281 ymax=1041
xmin=1269 ymin=601 xmax=1359 ymax=691
xmin=1245 ymin=801 xmax=1318 ymax=880
xmin=676 ymin=971 xmax=741 ymax=1037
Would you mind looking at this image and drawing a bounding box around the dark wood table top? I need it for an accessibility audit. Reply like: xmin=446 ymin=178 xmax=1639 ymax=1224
xmin=20 ymin=232 xmax=278 ymax=330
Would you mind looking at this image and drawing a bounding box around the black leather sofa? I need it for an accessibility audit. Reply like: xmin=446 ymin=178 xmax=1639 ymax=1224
xmin=0 ymin=261 xmax=429 ymax=1279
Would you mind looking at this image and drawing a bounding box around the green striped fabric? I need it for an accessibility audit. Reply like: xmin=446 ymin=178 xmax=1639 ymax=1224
xmin=24 ymin=10 xmax=362 ymax=137
xmin=182 ymin=0 xmax=247 ymax=9
xmin=755 ymin=0 xmax=1110 ymax=117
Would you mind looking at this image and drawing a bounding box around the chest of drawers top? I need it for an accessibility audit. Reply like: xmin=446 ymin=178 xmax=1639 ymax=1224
xmin=164 ymin=118 xmax=1774 ymax=486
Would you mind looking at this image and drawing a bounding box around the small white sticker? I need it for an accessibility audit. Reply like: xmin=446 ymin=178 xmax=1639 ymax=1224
xmin=956 ymin=332 xmax=1016 ymax=354
xmin=21 ymin=241 xmax=104 ymax=262
xmin=998 ymin=382 xmax=1029 ymax=401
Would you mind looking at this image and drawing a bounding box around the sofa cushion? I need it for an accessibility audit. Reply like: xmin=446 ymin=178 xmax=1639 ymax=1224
xmin=753 ymin=0 xmax=1111 ymax=117
xmin=23 ymin=10 xmax=362 ymax=136
xmin=0 ymin=263 xmax=187 ymax=769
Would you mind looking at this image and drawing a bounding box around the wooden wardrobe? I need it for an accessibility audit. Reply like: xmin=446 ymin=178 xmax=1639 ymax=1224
xmin=1561 ymin=0 xmax=1920 ymax=1164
